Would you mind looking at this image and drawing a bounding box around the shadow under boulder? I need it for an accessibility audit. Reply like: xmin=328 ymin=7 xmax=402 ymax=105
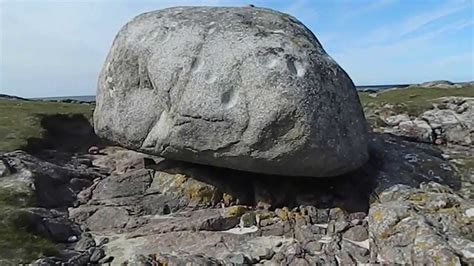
xmin=24 ymin=114 xmax=104 ymax=155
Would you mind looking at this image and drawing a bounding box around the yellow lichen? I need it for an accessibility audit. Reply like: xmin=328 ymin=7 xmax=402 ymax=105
xmin=222 ymin=193 xmax=234 ymax=206
xmin=255 ymin=210 xmax=273 ymax=221
xmin=277 ymin=207 xmax=291 ymax=221
xmin=173 ymin=174 xmax=187 ymax=188
xmin=408 ymin=193 xmax=427 ymax=203
xmin=373 ymin=210 xmax=384 ymax=222
xmin=225 ymin=205 xmax=249 ymax=217
xmin=415 ymin=241 xmax=432 ymax=250
xmin=186 ymin=183 xmax=219 ymax=205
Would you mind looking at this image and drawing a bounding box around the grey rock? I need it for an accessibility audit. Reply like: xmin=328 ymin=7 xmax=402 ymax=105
xmin=368 ymin=183 xmax=471 ymax=264
xmin=396 ymin=119 xmax=434 ymax=143
xmin=98 ymin=256 xmax=115 ymax=264
xmin=84 ymin=207 xmax=130 ymax=231
xmin=67 ymin=252 xmax=91 ymax=265
xmin=329 ymin=207 xmax=346 ymax=221
xmin=368 ymin=133 xmax=461 ymax=194
xmin=0 ymin=159 xmax=9 ymax=177
xmin=89 ymin=247 xmax=106 ymax=263
xmin=75 ymin=234 xmax=96 ymax=252
xmin=383 ymin=114 xmax=410 ymax=126
xmin=223 ymin=253 xmax=251 ymax=264
xmin=240 ymin=212 xmax=257 ymax=228
xmin=417 ymin=80 xmax=458 ymax=88
xmin=343 ymin=225 xmax=368 ymax=241
xmin=91 ymin=168 xmax=152 ymax=201
xmin=341 ymin=240 xmax=369 ymax=263
xmin=20 ymin=207 xmax=80 ymax=243
xmin=94 ymin=6 xmax=369 ymax=177
xmin=0 ymin=151 xmax=101 ymax=208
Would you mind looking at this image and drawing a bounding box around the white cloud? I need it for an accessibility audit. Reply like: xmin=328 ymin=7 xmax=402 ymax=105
xmin=397 ymin=0 xmax=470 ymax=37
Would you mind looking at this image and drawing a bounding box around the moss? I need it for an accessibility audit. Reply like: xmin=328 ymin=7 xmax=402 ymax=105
xmin=0 ymin=99 xmax=93 ymax=152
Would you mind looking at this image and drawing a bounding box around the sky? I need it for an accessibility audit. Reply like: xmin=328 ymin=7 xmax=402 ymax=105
xmin=1 ymin=0 xmax=473 ymax=98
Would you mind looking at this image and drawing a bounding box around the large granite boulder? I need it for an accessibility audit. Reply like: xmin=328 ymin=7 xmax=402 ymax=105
xmin=94 ymin=6 xmax=368 ymax=177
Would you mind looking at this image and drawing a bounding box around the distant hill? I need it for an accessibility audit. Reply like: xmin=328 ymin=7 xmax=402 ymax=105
xmin=0 ymin=94 xmax=31 ymax=101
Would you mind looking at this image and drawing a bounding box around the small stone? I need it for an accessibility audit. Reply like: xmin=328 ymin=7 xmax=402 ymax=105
xmin=329 ymin=207 xmax=346 ymax=221
xmin=0 ymin=160 xmax=10 ymax=177
xmin=68 ymin=252 xmax=91 ymax=265
xmin=348 ymin=212 xmax=366 ymax=221
xmin=275 ymin=207 xmax=291 ymax=221
xmin=252 ymin=247 xmax=275 ymax=261
xmin=75 ymin=234 xmax=96 ymax=251
xmin=334 ymin=221 xmax=350 ymax=233
xmin=272 ymin=252 xmax=285 ymax=263
xmin=97 ymin=237 xmax=109 ymax=246
xmin=343 ymin=225 xmax=369 ymax=241
xmin=465 ymin=208 xmax=474 ymax=218
xmin=89 ymin=247 xmax=106 ymax=263
xmin=67 ymin=235 xmax=78 ymax=243
xmin=305 ymin=241 xmax=323 ymax=254
xmin=98 ymin=256 xmax=114 ymax=264
xmin=223 ymin=253 xmax=251 ymax=264
xmin=225 ymin=205 xmax=249 ymax=217
xmin=311 ymin=224 xmax=327 ymax=235
xmin=240 ymin=212 xmax=257 ymax=227
xmin=88 ymin=146 xmax=100 ymax=154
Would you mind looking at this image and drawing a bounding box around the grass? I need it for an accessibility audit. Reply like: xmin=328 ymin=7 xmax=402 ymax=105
xmin=0 ymin=99 xmax=93 ymax=152
xmin=0 ymin=184 xmax=59 ymax=263
xmin=359 ymin=85 xmax=474 ymax=117
xmin=0 ymin=98 xmax=93 ymax=263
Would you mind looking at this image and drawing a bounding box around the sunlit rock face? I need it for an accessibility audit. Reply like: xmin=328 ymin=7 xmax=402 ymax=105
xmin=94 ymin=6 xmax=369 ymax=177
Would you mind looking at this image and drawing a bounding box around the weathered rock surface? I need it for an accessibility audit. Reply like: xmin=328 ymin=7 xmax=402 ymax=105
xmin=1 ymin=134 xmax=471 ymax=265
xmin=369 ymin=97 xmax=474 ymax=146
xmin=94 ymin=6 xmax=368 ymax=177
xmin=369 ymin=183 xmax=473 ymax=265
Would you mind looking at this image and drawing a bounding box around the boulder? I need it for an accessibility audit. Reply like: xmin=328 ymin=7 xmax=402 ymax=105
xmin=421 ymin=97 xmax=474 ymax=146
xmin=396 ymin=119 xmax=434 ymax=143
xmin=94 ymin=6 xmax=369 ymax=177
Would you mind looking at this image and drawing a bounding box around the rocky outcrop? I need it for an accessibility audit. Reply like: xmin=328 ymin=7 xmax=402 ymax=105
xmin=1 ymin=129 xmax=471 ymax=264
xmin=94 ymin=6 xmax=369 ymax=177
xmin=374 ymin=97 xmax=474 ymax=146
xmin=369 ymin=183 xmax=473 ymax=265
xmin=415 ymin=80 xmax=461 ymax=89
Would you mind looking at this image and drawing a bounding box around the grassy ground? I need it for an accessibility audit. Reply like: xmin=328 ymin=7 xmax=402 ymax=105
xmin=359 ymin=85 xmax=474 ymax=116
xmin=0 ymin=99 xmax=93 ymax=152
xmin=0 ymin=183 xmax=59 ymax=263
xmin=0 ymin=99 xmax=93 ymax=263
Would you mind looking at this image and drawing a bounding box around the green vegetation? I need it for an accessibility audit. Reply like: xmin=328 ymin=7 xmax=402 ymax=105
xmin=0 ymin=99 xmax=93 ymax=152
xmin=0 ymin=183 xmax=59 ymax=263
xmin=359 ymin=85 xmax=474 ymax=116
xmin=0 ymin=99 xmax=93 ymax=263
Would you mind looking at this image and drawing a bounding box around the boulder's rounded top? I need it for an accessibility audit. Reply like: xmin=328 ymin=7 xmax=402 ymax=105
xmin=94 ymin=6 xmax=369 ymax=177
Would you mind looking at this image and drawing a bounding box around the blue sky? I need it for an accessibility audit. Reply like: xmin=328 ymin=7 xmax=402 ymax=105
xmin=1 ymin=0 xmax=473 ymax=98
